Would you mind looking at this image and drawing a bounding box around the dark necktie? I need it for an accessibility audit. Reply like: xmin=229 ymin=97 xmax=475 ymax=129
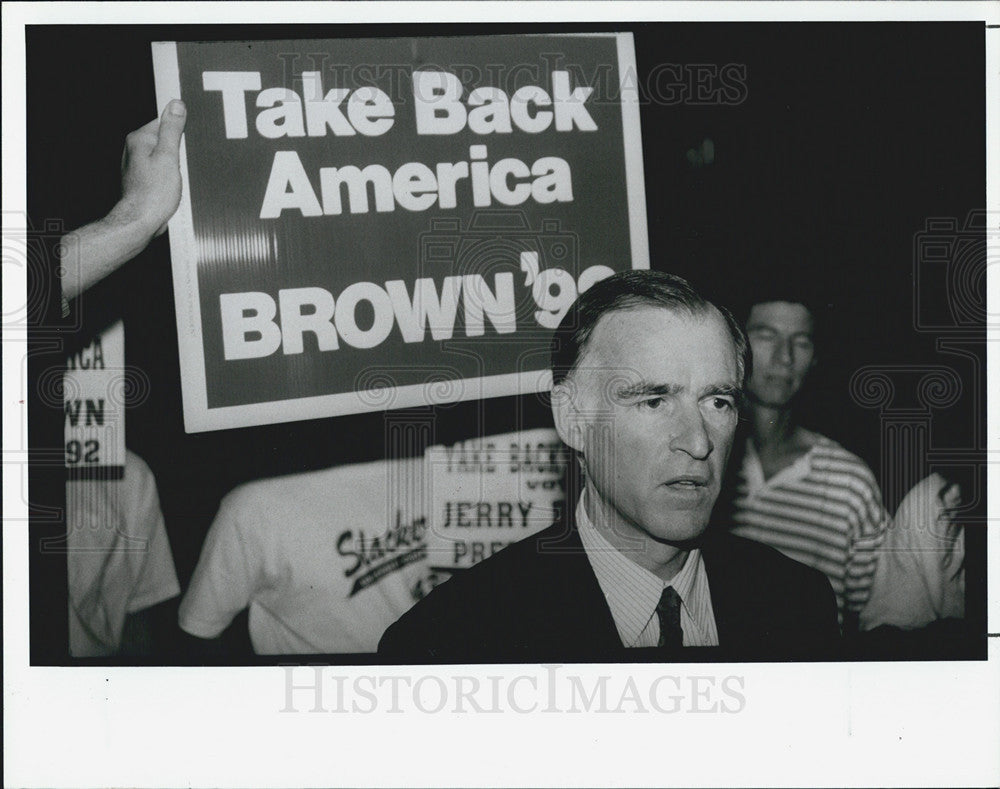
xmin=656 ymin=586 xmax=684 ymax=649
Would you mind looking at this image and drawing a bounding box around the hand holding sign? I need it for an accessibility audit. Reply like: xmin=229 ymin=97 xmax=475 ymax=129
xmin=117 ymin=99 xmax=187 ymax=238
xmin=60 ymin=100 xmax=188 ymax=302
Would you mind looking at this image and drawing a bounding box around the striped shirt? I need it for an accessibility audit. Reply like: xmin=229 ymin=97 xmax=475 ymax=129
xmin=729 ymin=435 xmax=887 ymax=624
xmin=576 ymin=496 xmax=719 ymax=647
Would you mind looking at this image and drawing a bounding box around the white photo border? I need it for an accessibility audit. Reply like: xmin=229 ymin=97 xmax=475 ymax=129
xmin=3 ymin=3 xmax=998 ymax=788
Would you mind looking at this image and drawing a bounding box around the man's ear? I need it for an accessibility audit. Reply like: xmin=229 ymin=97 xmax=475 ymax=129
xmin=551 ymin=379 xmax=586 ymax=453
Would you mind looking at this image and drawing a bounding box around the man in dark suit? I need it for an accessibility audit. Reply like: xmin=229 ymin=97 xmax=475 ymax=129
xmin=380 ymin=270 xmax=839 ymax=662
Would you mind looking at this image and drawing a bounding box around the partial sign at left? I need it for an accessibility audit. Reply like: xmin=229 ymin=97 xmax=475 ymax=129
xmin=64 ymin=321 xmax=125 ymax=475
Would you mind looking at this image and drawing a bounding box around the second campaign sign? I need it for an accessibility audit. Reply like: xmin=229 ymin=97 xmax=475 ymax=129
xmin=153 ymin=34 xmax=648 ymax=432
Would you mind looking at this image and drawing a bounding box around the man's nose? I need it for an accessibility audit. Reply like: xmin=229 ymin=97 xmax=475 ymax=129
xmin=668 ymin=403 xmax=713 ymax=460
xmin=773 ymin=338 xmax=793 ymax=366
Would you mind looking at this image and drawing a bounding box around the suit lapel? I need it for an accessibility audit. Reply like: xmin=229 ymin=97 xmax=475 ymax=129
xmin=701 ymin=534 xmax=752 ymax=649
xmin=532 ymin=518 xmax=624 ymax=655
xmin=532 ymin=516 xmax=763 ymax=657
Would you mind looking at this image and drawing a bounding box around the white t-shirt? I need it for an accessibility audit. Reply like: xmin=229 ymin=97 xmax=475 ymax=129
xmin=67 ymin=450 xmax=180 ymax=657
xmin=860 ymin=473 xmax=964 ymax=631
xmin=179 ymin=457 xmax=433 ymax=654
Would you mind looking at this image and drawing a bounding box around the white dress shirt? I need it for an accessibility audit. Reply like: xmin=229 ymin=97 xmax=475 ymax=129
xmin=576 ymin=496 xmax=719 ymax=647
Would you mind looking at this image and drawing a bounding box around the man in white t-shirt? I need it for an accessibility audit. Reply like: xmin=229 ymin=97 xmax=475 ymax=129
xmin=67 ymin=450 xmax=180 ymax=657
xmin=179 ymin=457 xmax=434 ymax=654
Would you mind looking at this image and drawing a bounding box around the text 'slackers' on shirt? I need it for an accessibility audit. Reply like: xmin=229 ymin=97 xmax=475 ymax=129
xmin=178 ymin=456 xmax=433 ymax=654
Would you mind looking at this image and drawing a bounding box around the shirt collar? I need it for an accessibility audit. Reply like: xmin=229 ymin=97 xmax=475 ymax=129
xmin=742 ymin=436 xmax=817 ymax=491
xmin=576 ymin=494 xmax=702 ymax=647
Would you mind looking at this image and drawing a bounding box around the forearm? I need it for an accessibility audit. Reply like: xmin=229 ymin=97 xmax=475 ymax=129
xmin=60 ymin=99 xmax=186 ymax=303
xmin=60 ymin=202 xmax=160 ymax=301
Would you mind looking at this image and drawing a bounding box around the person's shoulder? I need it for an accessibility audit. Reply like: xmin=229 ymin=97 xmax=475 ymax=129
xmin=215 ymin=477 xmax=276 ymax=520
xmin=803 ymin=431 xmax=881 ymax=486
xmin=120 ymin=450 xmax=170 ymax=532
xmin=707 ymin=529 xmax=834 ymax=591
xmin=707 ymin=528 xmax=791 ymax=563
xmin=378 ymin=522 xmax=576 ymax=657
xmin=120 ymin=449 xmax=160 ymax=503
xmin=803 ymin=430 xmax=866 ymax=465
xmin=413 ymin=521 xmax=572 ymax=605
xmin=227 ymin=457 xmax=423 ymax=512
xmin=216 ymin=463 xmax=349 ymax=514
xmin=123 ymin=448 xmax=155 ymax=480
xmin=704 ymin=530 xmax=840 ymax=651
xmin=211 ymin=471 xmax=310 ymax=535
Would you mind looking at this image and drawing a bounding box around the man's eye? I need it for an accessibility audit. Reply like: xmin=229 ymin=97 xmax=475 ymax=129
xmin=640 ymin=397 xmax=664 ymax=410
xmin=709 ymin=397 xmax=735 ymax=411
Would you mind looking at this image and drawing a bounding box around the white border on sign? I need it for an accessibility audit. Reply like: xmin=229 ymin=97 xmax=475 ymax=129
xmin=151 ymin=41 xmax=212 ymax=435
xmin=3 ymin=3 xmax=998 ymax=789
xmin=617 ymin=31 xmax=651 ymax=275
xmin=155 ymin=32 xmax=650 ymax=433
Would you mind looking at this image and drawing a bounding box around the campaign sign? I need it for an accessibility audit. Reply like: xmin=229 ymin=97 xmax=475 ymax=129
xmin=153 ymin=34 xmax=648 ymax=432
xmin=425 ymin=428 xmax=568 ymax=571
xmin=64 ymin=321 xmax=126 ymax=475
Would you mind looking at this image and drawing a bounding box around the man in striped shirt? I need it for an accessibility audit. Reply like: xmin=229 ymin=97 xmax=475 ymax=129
xmin=729 ymin=298 xmax=887 ymax=631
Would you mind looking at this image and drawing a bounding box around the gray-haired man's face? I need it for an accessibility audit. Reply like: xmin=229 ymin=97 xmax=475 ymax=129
xmin=561 ymin=305 xmax=741 ymax=546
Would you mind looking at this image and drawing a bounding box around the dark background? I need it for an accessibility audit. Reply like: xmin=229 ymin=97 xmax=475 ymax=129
xmin=26 ymin=22 xmax=986 ymax=663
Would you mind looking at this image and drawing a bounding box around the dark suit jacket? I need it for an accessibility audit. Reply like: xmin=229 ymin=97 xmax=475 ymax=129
xmin=379 ymin=517 xmax=840 ymax=663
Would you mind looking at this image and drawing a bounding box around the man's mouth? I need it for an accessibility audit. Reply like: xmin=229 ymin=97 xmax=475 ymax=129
xmin=663 ymin=476 xmax=709 ymax=488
